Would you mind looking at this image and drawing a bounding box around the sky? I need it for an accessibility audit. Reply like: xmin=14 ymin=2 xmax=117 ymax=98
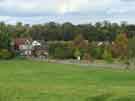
xmin=0 ymin=0 xmax=135 ymax=24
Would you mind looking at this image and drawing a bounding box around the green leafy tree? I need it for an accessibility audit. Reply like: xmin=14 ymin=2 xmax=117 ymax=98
xmin=0 ymin=32 xmax=11 ymax=49
xmin=102 ymin=48 xmax=113 ymax=63
xmin=128 ymin=37 xmax=135 ymax=65
xmin=90 ymin=46 xmax=104 ymax=59
xmin=74 ymin=48 xmax=81 ymax=60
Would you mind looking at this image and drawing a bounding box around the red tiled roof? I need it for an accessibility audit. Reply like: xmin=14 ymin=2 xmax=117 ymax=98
xmin=14 ymin=38 xmax=32 ymax=45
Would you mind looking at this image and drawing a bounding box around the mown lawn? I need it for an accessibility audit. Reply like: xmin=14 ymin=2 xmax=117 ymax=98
xmin=0 ymin=60 xmax=135 ymax=101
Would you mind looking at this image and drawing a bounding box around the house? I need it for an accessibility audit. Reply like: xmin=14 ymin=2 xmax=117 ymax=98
xmin=12 ymin=38 xmax=32 ymax=56
xmin=97 ymin=41 xmax=112 ymax=46
xmin=32 ymin=40 xmax=48 ymax=59
xmin=12 ymin=38 xmax=48 ymax=58
xmin=32 ymin=41 xmax=41 ymax=47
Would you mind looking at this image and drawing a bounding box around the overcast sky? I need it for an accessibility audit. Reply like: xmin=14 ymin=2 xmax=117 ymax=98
xmin=0 ymin=0 xmax=135 ymax=24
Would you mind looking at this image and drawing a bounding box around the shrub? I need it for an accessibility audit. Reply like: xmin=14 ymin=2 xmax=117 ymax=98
xmin=128 ymin=37 xmax=135 ymax=59
xmin=74 ymin=48 xmax=81 ymax=59
xmin=48 ymin=42 xmax=74 ymax=59
xmin=0 ymin=49 xmax=14 ymax=59
xmin=90 ymin=46 xmax=104 ymax=59
xmin=54 ymin=47 xmax=73 ymax=59
xmin=83 ymin=53 xmax=92 ymax=62
xmin=102 ymin=48 xmax=113 ymax=63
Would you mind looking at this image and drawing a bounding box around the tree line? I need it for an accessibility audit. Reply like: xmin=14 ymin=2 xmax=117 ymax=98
xmin=0 ymin=21 xmax=135 ymax=43
xmin=0 ymin=21 xmax=135 ymax=64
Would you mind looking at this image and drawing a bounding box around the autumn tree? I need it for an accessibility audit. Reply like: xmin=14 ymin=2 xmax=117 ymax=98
xmin=112 ymin=33 xmax=128 ymax=59
xmin=73 ymin=34 xmax=89 ymax=60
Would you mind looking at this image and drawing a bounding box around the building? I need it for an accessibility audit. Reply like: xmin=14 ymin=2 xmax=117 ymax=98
xmin=12 ymin=38 xmax=48 ymax=58
xmin=32 ymin=40 xmax=48 ymax=59
xmin=12 ymin=37 xmax=33 ymax=56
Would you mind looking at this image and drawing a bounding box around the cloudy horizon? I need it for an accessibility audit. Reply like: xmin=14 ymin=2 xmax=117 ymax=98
xmin=0 ymin=0 xmax=135 ymax=24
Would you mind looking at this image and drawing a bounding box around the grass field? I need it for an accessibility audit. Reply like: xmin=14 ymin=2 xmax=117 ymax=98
xmin=0 ymin=60 xmax=135 ymax=101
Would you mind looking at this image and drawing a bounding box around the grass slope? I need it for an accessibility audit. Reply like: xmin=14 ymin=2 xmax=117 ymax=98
xmin=0 ymin=60 xmax=135 ymax=101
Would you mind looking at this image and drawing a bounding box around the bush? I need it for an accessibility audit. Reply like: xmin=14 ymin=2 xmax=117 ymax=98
xmin=90 ymin=46 xmax=104 ymax=59
xmin=0 ymin=49 xmax=14 ymax=59
xmin=54 ymin=47 xmax=73 ymax=59
xmin=83 ymin=53 xmax=92 ymax=62
xmin=102 ymin=49 xmax=113 ymax=63
xmin=74 ymin=48 xmax=81 ymax=59
xmin=128 ymin=37 xmax=135 ymax=59
xmin=48 ymin=42 xmax=74 ymax=59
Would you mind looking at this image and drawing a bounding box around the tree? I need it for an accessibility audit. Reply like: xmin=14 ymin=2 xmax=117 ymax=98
xmin=102 ymin=47 xmax=113 ymax=63
xmin=72 ymin=34 xmax=89 ymax=60
xmin=62 ymin=22 xmax=75 ymax=41
xmin=128 ymin=37 xmax=135 ymax=65
xmin=113 ymin=33 xmax=128 ymax=59
xmin=0 ymin=32 xmax=11 ymax=49
xmin=73 ymin=34 xmax=88 ymax=49
xmin=74 ymin=48 xmax=81 ymax=60
xmin=126 ymin=24 xmax=135 ymax=38
xmin=90 ymin=46 xmax=104 ymax=59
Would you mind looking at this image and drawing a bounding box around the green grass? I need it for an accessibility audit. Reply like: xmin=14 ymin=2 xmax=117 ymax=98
xmin=0 ymin=60 xmax=135 ymax=101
